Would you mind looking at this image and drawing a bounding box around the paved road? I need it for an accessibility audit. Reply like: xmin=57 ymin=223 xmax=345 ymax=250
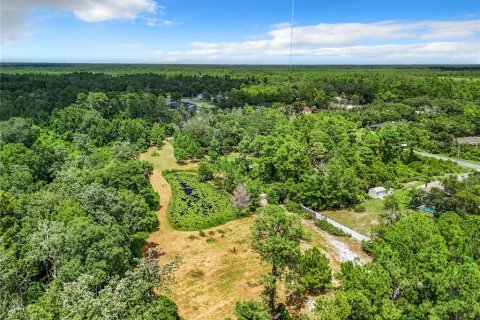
xmin=414 ymin=151 xmax=480 ymax=170
xmin=301 ymin=205 xmax=371 ymax=242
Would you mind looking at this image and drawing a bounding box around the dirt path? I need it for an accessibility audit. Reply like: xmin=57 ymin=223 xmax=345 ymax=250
xmin=140 ymin=143 xmax=268 ymax=320
xmin=149 ymin=170 xmax=173 ymax=233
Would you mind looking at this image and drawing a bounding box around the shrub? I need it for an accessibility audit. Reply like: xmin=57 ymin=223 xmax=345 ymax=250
xmin=354 ymin=204 xmax=366 ymax=213
xmin=199 ymin=230 xmax=206 ymax=237
xmin=151 ymin=150 xmax=159 ymax=157
xmin=285 ymin=200 xmax=303 ymax=214
xmin=314 ymin=218 xmax=350 ymax=237
xmin=206 ymin=237 xmax=216 ymax=243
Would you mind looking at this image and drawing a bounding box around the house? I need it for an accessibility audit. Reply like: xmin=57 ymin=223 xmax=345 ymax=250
xmin=369 ymin=120 xmax=403 ymax=129
xmin=167 ymin=101 xmax=181 ymax=111
xmin=368 ymin=187 xmax=390 ymax=199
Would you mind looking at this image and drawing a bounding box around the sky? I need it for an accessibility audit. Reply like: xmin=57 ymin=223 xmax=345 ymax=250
xmin=1 ymin=0 xmax=479 ymax=64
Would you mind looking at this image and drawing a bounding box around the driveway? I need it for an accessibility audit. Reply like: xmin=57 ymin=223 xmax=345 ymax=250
xmin=414 ymin=151 xmax=480 ymax=170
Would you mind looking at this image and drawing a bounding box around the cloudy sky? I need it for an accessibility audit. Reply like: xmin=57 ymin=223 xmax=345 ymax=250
xmin=1 ymin=0 xmax=479 ymax=64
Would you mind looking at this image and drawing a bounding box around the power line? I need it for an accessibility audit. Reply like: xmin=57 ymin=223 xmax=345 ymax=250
xmin=289 ymin=0 xmax=295 ymax=68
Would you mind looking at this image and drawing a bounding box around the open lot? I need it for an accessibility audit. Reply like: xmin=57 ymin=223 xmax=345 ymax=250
xmin=141 ymin=143 xmax=269 ymax=319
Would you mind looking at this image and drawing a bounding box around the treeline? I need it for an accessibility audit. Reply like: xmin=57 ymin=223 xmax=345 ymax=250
xmin=175 ymin=108 xmax=463 ymax=210
xmin=0 ymin=115 xmax=180 ymax=318
xmin=0 ymin=72 xmax=253 ymax=121
xmin=315 ymin=212 xmax=480 ymax=319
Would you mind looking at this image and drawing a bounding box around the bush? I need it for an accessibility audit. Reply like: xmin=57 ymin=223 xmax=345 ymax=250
xmin=165 ymin=171 xmax=238 ymax=230
xmin=235 ymin=301 xmax=269 ymax=320
xmin=285 ymin=200 xmax=303 ymax=214
xmin=354 ymin=204 xmax=366 ymax=213
xmin=206 ymin=237 xmax=216 ymax=243
xmin=314 ymin=218 xmax=350 ymax=237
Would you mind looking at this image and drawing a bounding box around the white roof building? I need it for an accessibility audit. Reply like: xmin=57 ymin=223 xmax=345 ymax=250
xmin=368 ymin=187 xmax=389 ymax=199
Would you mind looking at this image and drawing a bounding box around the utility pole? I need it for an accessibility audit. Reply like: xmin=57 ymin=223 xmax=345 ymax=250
xmin=289 ymin=0 xmax=295 ymax=68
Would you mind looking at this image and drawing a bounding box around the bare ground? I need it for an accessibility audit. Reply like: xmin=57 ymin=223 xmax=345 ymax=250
xmin=141 ymin=144 xmax=269 ymax=320
xmin=141 ymin=142 xmax=371 ymax=319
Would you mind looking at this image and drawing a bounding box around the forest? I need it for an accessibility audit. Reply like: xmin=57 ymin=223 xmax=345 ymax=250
xmin=0 ymin=64 xmax=479 ymax=320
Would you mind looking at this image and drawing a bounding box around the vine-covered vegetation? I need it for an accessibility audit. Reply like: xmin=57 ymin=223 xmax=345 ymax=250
xmin=164 ymin=171 xmax=238 ymax=230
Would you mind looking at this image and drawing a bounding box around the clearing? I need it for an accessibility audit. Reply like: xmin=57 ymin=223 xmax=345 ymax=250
xmin=141 ymin=141 xmax=371 ymax=319
xmin=321 ymin=199 xmax=382 ymax=236
xmin=141 ymin=142 xmax=268 ymax=320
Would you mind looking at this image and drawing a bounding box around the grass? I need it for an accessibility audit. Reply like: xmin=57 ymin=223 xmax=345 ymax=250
xmin=152 ymin=217 xmax=270 ymax=320
xmin=322 ymin=205 xmax=380 ymax=236
xmin=140 ymin=142 xmax=269 ymax=319
xmin=140 ymin=141 xmax=198 ymax=172
xmin=314 ymin=218 xmax=350 ymax=237
xmin=321 ymin=183 xmax=424 ymax=236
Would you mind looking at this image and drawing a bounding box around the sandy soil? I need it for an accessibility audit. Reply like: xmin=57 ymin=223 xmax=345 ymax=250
xmin=141 ymin=143 xmax=269 ymax=320
xmin=141 ymin=142 xmax=371 ymax=319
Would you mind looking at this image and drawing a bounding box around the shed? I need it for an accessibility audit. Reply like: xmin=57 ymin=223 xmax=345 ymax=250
xmin=368 ymin=187 xmax=387 ymax=199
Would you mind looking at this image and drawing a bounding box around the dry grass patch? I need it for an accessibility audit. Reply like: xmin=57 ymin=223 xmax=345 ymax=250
xmin=321 ymin=208 xmax=379 ymax=236
xmin=150 ymin=216 xmax=269 ymax=320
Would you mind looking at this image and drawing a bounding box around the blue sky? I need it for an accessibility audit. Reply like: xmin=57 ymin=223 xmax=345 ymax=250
xmin=1 ymin=0 xmax=479 ymax=64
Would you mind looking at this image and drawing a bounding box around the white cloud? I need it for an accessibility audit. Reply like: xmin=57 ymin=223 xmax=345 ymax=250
xmin=122 ymin=43 xmax=140 ymax=48
xmin=165 ymin=19 xmax=480 ymax=63
xmin=144 ymin=17 xmax=177 ymax=27
xmin=1 ymin=0 xmax=163 ymax=45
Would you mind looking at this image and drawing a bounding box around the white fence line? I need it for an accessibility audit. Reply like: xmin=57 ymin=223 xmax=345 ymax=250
xmin=301 ymin=205 xmax=371 ymax=242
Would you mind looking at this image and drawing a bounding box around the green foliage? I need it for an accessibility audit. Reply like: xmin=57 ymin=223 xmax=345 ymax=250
xmin=2 ymin=65 xmax=480 ymax=317
xmin=150 ymin=123 xmax=166 ymax=147
xmin=284 ymin=200 xmax=303 ymax=215
xmin=164 ymin=171 xmax=238 ymax=230
xmin=251 ymin=205 xmax=305 ymax=314
xmin=198 ymin=158 xmax=214 ymax=181
xmin=314 ymin=218 xmax=350 ymax=237
xmin=173 ymin=132 xmax=203 ymax=161
xmin=317 ymin=213 xmax=480 ymax=319
xmin=235 ymin=300 xmax=270 ymax=320
xmin=353 ymin=204 xmax=366 ymax=212
xmin=298 ymin=247 xmax=332 ymax=292
xmin=0 ymin=117 xmax=39 ymax=147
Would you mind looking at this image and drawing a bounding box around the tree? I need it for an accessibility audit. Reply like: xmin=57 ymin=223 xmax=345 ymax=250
xmin=251 ymin=205 xmax=304 ymax=313
xmin=381 ymin=194 xmax=403 ymax=225
xmin=235 ymin=301 xmax=269 ymax=320
xmin=378 ymin=124 xmax=402 ymax=162
xmin=198 ymin=158 xmax=214 ymax=181
xmin=233 ymin=184 xmax=251 ymax=210
xmin=0 ymin=117 xmax=39 ymax=147
xmin=173 ymin=132 xmax=203 ymax=161
xmin=298 ymin=247 xmax=331 ymax=293
xmin=111 ymin=141 xmax=139 ymax=161
xmin=150 ymin=123 xmax=166 ymax=147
